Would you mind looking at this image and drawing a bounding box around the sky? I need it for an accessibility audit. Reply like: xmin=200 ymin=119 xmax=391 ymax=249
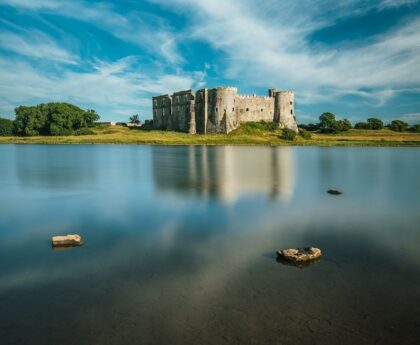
xmin=0 ymin=0 xmax=419 ymax=124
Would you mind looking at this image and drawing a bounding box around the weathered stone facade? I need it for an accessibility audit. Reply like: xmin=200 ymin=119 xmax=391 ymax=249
xmin=152 ymin=87 xmax=298 ymax=134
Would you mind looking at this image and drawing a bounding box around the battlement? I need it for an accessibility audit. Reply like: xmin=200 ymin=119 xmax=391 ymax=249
xmin=237 ymin=94 xmax=272 ymax=100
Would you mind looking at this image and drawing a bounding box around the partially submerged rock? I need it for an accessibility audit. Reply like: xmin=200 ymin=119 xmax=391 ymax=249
xmin=277 ymin=247 xmax=321 ymax=263
xmin=52 ymin=234 xmax=83 ymax=247
xmin=327 ymin=189 xmax=342 ymax=195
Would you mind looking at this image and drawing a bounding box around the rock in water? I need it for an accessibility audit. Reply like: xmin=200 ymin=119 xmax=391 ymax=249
xmin=52 ymin=234 xmax=83 ymax=247
xmin=277 ymin=247 xmax=321 ymax=262
xmin=327 ymin=189 xmax=342 ymax=195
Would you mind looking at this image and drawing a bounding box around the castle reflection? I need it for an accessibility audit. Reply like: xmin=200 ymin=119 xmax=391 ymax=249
xmin=152 ymin=146 xmax=295 ymax=202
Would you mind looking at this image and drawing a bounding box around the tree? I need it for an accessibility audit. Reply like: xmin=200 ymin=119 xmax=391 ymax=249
xmin=0 ymin=117 xmax=14 ymax=136
xmin=388 ymin=120 xmax=408 ymax=132
xmin=13 ymin=103 xmax=100 ymax=136
xmin=409 ymin=124 xmax=420 ymax=133
xmin=129 ymin=114 xmax=140 ymax=125
xmin=334 ymin=118 xmax=352 ymax=132
xmin=366 ymin=118 xmax=384 ymax=130
xmin=355 ymin=122 xmax=368 ymax=129
xmin=319 ymin=112 xmax=337 ymax=133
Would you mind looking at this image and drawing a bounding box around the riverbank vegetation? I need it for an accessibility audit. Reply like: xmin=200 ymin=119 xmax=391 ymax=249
xmin=0 ymin=123 xmax=419 ymax=146
xmin=1 ymin=105 xmax=419 ymax=146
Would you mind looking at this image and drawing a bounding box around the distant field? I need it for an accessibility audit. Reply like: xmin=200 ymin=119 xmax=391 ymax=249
xmin=0 ymin=124 xmax=419 ymax=146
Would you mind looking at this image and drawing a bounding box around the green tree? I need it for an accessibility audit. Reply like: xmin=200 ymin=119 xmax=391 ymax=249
xmin=319 ymin=112 xmax=337 ymax=133
xmin=388 ymin=120 xmax=409 ymax=132
xmin=13 ymin=103 xmax=100 ymax=136
xmin=409 ymin=124 xmax=420 ymax=133
xmin=355 ymin=122 xmax=368 ymax=129
xmin=334 ymin=118 xmax=352 ymax=132
xmin=129 ymin=114 xmax=141 ymax=125
xmin=0 ymin=117 xmax=14 ymax=136
xmin=367 ymin=118 xmax=384 ymax=130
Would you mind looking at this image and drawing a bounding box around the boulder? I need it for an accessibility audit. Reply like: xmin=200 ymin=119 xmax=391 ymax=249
xmin=52 ymin=234 xmax=83 ymax=247
xmin=277 ymin=247 xmax=321 ymax=263
xmin=327 ymin=189 xmax=342 ymax=195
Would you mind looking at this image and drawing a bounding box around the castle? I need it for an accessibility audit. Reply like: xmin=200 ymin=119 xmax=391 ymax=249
xmin=152 ymin=87 xmax=298 ymax=134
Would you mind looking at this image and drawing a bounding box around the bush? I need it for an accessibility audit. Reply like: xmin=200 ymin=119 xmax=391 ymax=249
xmin=299 ymin=123 xmax=318 ymax=131
xmin=0 ymin=118 xmax=14 ymax=136
xmin=74 ymin=128 xmax=95 ymax=136
xmin=409 ymin=124 xmax=420 ymax=133
xmin=281 ymin=128 xmax=297 ymax=141
xmin=388 ymin=120 xmax=409 ymax=132
xmin=299 ymin=128 xmax=312 ymax=139
xmin=367 ymin=118 xmax=384 ymax=130
xmin=355 ymin=122 xmax=368 ymax=129
xmin=13 ymin=103 xmax=100 ymax=136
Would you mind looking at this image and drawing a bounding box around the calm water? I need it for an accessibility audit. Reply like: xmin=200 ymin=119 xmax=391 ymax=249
xmin=0 ymin=145 xmax=419 ymax=345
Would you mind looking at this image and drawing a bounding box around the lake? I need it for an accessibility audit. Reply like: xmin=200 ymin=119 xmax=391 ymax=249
xmin=0 ymin=145 xmax=419 ymax=345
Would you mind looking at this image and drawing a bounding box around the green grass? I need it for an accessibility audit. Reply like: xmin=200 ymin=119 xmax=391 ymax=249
xmin=0 ymin=123 xmax=419 ymax=146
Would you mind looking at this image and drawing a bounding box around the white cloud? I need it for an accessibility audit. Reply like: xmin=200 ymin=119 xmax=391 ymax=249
xmin=150 ymin=0 xmax=420 ymax=106
xmin=0 ymin=56 xmax=205 ymax=120
xmin=0 ymin=29 xmax=78 ymax=64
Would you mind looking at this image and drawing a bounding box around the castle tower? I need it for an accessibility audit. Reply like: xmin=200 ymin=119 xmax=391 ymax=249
xmin=274 ymin=91 xmax=298 ymax=133
xmin=208 ymin=87 xmax=238 ymax=134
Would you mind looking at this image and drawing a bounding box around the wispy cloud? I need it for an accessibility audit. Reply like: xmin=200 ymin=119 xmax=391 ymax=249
xmin=0 ymin=29 xmax=78 ymax=64
xmin=0 ymin=55 xmax=205 ymax=120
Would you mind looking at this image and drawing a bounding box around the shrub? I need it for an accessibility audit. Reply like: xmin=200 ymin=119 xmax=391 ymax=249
xmin=74 ymin=128 xmax=95 ymax=136
xmin=409 ymin=124 xmax=420 ymax=133
xmin=299 ymin=123 xmax=318 ymax=131
xmin=367 ymin=118 xmax=384 ymax=130
xmin=281 ymin=128 xmax=297 ymax=141
xmin=388 ymin=120 xmax=409 ymax=132
xmin=299 ymin=128 xmax=312 ymax=139
xmin=355 ymin=122 xmax=368 ymax=129
xmin=0 ymin=117 xmax=14 ymax=136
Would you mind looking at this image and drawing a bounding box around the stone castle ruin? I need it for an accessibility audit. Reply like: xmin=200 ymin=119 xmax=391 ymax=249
xmin=152 ymin=87 xmax=298 ymax=134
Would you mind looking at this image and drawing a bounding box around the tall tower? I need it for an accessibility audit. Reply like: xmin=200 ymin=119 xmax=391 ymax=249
xmin=274 ymin=91 xmax=298 ymax=133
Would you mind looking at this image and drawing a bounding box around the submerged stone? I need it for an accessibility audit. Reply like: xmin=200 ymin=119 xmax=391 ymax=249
xmin=52 ymin=234 xmax=83 ymax=247
xmin=327 ymin=189 xmax=342 ymax=195
xmin=277 ymin=247 xmax=321 ymax=263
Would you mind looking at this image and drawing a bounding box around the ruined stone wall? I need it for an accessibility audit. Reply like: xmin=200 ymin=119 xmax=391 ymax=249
xmin=236 ymin=95 xmax=274 ymax=123
xmin=152 ymin=86 xmax=298 ymax=134
xmin=171 ymin=90 xmax=194 ymax=132
xmin=152 ymin=95 xmax=171 ymax=130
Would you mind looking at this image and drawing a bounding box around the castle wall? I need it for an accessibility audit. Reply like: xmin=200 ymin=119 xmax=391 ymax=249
xmin=152 ymin=87 xmax=298 ymax=134
xmin=152 ymin=95 xmax=171 ymax=130
xmin=171 ymin=90 xmax=195 ymax=132
xmin=236 ymin=95 xmax=274 ymax=123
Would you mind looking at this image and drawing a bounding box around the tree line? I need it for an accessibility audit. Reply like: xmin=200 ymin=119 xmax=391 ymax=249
xmin=0 ymin=103 xmax=99 ymax=136
xmin=300 ymin=112 xmax=419 ymax=133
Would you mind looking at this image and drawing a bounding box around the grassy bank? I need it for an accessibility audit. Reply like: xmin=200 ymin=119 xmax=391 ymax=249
xmin=0 ymin=124 xmax=419 ymax=146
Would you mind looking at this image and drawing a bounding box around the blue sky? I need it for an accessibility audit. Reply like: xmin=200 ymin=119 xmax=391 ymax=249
xmin=0 ymin=0 xmax=419 ymax=124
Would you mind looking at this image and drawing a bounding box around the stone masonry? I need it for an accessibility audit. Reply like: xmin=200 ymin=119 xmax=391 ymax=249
xmin=152 ymin=87 xmax=298 ymax=134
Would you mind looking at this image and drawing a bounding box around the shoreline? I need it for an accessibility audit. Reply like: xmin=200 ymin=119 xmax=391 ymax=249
xmin=0 ymin=126 xmax=419 ymax=147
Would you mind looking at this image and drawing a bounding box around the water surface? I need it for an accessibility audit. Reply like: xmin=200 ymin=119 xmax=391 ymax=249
xmin=0 ymin=145 xmax=419 ymax=345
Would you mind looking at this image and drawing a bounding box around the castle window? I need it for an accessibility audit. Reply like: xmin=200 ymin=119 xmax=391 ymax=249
xmin=216 ymin=107 xmax=218 ymax=113
xmin=246 ymin=108 xmax=249 ymax=112
xmin=261 ymin=109 xmax=263 ymax=112
xmin=290 ymin=101 xmax=293 ymax=105
xmin=232 ymin=108 xmax=234 ymax=111
xmin=290 ymin=109 xmax=293 ymax=115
